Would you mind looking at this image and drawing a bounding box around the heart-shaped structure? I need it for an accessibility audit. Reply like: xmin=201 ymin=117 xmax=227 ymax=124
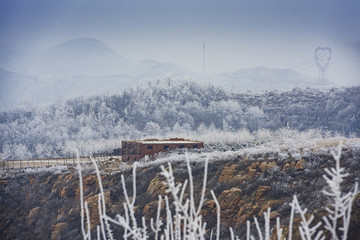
xmin=315 ymin=47 xmax=332 ymax=72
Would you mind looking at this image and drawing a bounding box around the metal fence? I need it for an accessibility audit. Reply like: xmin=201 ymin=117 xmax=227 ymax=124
xmin=1 ymin=155 xmax=122 ymax=169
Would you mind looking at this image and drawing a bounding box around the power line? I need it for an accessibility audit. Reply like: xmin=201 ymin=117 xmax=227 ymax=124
xmin=289 ymin=57 xmax=316 ymax=73
xmin=295 ymin=63 xmax=316 ymax=73
xmin=290 ymin=57 xmax=314 ymax=69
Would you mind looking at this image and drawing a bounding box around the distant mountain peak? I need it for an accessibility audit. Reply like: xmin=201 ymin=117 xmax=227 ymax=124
xmin=53 ymin=37 xmax=111 ymax=51
xmin=48 ymin=37 xmax=124 ymax=60
xmin=57 ymin=37 xmax=107 ymax=46
xmin=28 ymin=37 xmax=128 ymax=76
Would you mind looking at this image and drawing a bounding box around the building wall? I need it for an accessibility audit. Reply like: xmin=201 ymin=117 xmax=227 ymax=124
xmin=121 ymin=140 xmax=204 ymax=162
xmin=122 ymin=141 xmax=142 ymax=162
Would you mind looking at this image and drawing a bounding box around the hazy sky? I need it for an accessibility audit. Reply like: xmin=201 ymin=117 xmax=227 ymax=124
xmin=1 ymin=0 xmax=359 ymax=84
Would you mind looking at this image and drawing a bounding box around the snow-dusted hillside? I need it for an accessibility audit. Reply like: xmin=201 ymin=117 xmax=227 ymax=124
xmin=215 ymin=66 xmax=333 ymax=92
xmin=1 ymin=80 xmax=359 ymax=160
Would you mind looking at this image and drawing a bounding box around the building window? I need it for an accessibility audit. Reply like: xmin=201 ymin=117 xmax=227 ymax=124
xmin=164 ymin=145 xmax=169 ymax=150
xmin=193 ymin=144 xmax=198 ymax=149
xmin=147 ymin=145 xmax=153 ymax=150
xmin=180 ymin=145 xmax=185 ymax=149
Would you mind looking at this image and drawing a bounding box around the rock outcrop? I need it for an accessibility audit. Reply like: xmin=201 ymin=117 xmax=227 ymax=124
xmin=1 ymin=149 xmax=360 ymax=239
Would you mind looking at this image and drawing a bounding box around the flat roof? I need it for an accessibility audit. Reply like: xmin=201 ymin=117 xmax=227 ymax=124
xmin=139 ymin=140 xmax=201 ymax=144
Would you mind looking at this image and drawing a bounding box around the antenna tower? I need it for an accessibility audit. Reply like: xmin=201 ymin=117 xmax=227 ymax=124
xmin=314 ymin=46 xmax=331 ymax=85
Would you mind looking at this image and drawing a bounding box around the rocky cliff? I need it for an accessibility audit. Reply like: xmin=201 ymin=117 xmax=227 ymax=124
xmin=1 ymin=146 xmax=360 ymax=239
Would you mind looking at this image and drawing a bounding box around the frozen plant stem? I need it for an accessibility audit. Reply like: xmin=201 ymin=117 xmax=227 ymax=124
xmin=77 ymin=151 xmax=91 ymax=240
xmin=322 ymin=141 xmax=358 ymax=240
xmin=76 ymin=141 xmax=358 ymax=240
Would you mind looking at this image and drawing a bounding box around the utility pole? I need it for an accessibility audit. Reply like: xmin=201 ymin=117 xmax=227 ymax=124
xmin=315 ymin=46 xmax=331 ymax=85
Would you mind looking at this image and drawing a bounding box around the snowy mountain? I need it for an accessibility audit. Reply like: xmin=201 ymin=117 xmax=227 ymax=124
xmin=0 ymin=38 xmax=336 ymax=110
xmin=214 ymin=66 xmax=333 ymax=92
xmin=27 ymin=37 xmax=128 ymax=77
xmin=0 ymin=38 xmax=199 ymax=109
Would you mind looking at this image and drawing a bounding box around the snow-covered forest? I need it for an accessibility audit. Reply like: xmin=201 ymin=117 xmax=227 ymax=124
xmin=0 ymin=80 xmax=359 ymax=160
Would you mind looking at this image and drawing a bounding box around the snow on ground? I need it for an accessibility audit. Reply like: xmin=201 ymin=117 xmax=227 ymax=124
xmin=138 ymin=136 xmax=360 ymax=168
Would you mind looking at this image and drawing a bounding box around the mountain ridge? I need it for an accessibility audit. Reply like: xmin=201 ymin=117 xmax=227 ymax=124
xmin=0 ymin=38 xmax=335 ymax=110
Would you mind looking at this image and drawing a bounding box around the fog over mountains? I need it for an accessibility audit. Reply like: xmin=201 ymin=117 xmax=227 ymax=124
xmin=29 ymin=38 xmax=128 ymax=76
xmin=1 ymin=38 xmax=333 ymax=110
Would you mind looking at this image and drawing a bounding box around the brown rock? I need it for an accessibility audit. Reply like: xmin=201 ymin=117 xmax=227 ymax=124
xmin=64 ymin=174 xmax=74 ymax=182
xmin=259 ymin=162 xmax=268 ymax=172
xmin=267 ymin=161 xmax=277 ymax=169
xmin=248 ymin=167 xmax=258 ymax=176
xmin=84 ymin=190 xmax=111 ymax=229
xmin=255 ymin=186 xmax=272 ymax=201
xmin=247 ymin=162 xmax=260 ymax=176
xmin=259 ymin=161 xmax=277 ymax=172
xmin=83 ymin=175 xmax=96 ymax=185
xmin=44 ymin=175 xmax=54 ymax=185
xmin=282 ymin=163 xmax=292 ymax=171
xmin=25 ymin=193 xmax=31 ymax=201
xmin=143 ymin=199 xmax=164 ymax=218
xmin=295 ymin=159 xmax=306 ymax=171
xmin=60 ymin=186 xmax=73 ymax=198
xmin=28 ymin=207 xmax=40 ymax=219
xmin=68 ymin=206 xmax=79 ymax=217
xmin=219 ymin=164 xmax=238 ymax=182
xmin=51 ymin=175 xmax=63 ymax=195
xmin=249 ymin=162 xmax=260 ymax=169
xmin=76 ymin=175 xmax=98 ymax=199
xmin=29 ymin=178 xmax=36 ymax=185
xmin=143 ymin=201 xmax=157 ymax=217
xmin=51 ymin=222 xmax=68 ymax=240
xmin=56 ymin=209 xmax=66 ymax=221
xmin=205 ymin=200 xmax=216 ymax=210
xmin=237 ymin=203 xmax=260 ymax=225
xmin=220 ymin=187 xmax=243 ymax=226
xmin=258 ymin=200 xmax=283 ymax=216
xmin=222 ymin=187 xmax=243 ymax=199
xmin=147 ymin=174 xmax=167 ymax=198
xmin=270 ymin=211 xmax=280 ymax=219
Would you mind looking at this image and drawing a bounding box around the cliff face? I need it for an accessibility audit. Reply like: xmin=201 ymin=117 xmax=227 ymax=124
xmin=1 ymin=148 xmax=360 ymax=239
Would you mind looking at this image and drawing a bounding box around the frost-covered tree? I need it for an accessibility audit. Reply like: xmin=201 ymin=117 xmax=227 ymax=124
xmin=0 ymin=81 xmax=359 ymax=159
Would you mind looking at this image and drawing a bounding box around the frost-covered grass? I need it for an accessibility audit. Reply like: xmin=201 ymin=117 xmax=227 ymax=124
xmin=136 ymin=135 xmax=360 ymax=169
xmin=77 ymin=141 xmax=358 ymax=239
xmin=0 ymin=164 xmax=70 ymax=179
xmin=152 ymin=128 xmax=358 ymax=152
